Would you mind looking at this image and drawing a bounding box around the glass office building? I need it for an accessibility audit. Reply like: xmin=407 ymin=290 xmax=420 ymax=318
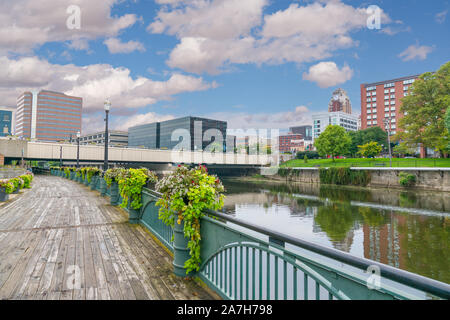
xmin=0 ymin=107 xmax=13 ymax=137
xmin=128 ymin=116 xmax=228 ymax=151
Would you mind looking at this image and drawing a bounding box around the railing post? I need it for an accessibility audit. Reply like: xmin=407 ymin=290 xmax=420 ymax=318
xmin=172 ymin=219 xmax=191 ymax=277
xmin=99 ymin=176 xmax=107 ymax=196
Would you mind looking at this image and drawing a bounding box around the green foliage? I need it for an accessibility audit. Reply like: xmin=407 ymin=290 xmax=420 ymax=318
xmin=319 ymin=167 xmax=371 ymax=186
xmin=397 ymin=61 xmax=450 ymax=155
xmin=9 ymin=177 xmax=24 ymax=191
xmin=393 ymin=143 xmax=416 ymax=157
xmin=399 ymin=172 xmax=416 ymax=187
xmin=104 ymin=167 xmax=126 ymax=187
xmin=86 ymin=167 xmax=101 ymax=183
xmin=156 ymin=165 xmax=225 ymax=274
xmin=296 ymin=151 xmax=320 ymax=159
xmin=348 ymin=127 xmax=388 ymax=157
xmin=19 ymin=174 xmax=33 ymax=189
xmin=314 ymin=125 xmax=351 ymax=160
xmin=118 ymin=168 xmax=158 ymax=210
xmin=446 ymin=106 xmax=450 ymax=150
xmin=304 ymin=154 xmax=308 ymax=163
xmin=64 ymin=167 xmax=70 ymax=178
xmin=357 ymin=141 xmax=382 ymax=158
xmin=0 ymin=179 xmax=14 ymax=194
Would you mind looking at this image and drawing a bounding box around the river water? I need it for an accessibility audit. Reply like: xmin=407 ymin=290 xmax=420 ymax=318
xmin=221 ymin=178 xmax=450 ymax=284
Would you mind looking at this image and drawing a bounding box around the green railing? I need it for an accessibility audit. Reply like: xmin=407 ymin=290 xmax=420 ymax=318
xmin=48 ymin=169 xmax=450 ymax=300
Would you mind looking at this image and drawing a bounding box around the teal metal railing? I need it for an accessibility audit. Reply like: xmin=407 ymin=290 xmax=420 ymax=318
xmin=47 ymin=170 xmax=450 ymax=300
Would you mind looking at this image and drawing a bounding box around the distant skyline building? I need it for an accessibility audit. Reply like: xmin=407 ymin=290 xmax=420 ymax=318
xmin=128 ymin=116 xmax=228 ymax=151
xmin=328 ymin=88 xmax=352 ymax=114
xmin=78 ymin=130 xmax=128 ymax=147
xmin=0 ymin=106 xmax=15 ymax=137
xmin=312 ymin=111 xmax=358 ymax=139
xmin=360 ymin=74 xmax=420 ymax=135
xmin=15 ymin=90 xmax=82 ymax=142
xmin=289 ymin=125 xmax=312 ymax=141
xmin=278 ymin=134 xmax=304 ymax=153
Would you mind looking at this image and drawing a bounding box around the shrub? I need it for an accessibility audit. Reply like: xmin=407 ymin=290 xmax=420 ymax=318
xmin=296 ymin=151 xmax=320 ymax=160
xmin=399 ymin=172 xmax=416 ymax=187
xmin=86 ymin=167 xmax=102 ymax=183
xmin=19 ymin=174 xmax=33 ymax=189
xmin=319 ymin=167 xmax=371 ymax=186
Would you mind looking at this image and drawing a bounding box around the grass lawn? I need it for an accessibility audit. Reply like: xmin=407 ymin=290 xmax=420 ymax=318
xmin=280 ymin=158 xmax=450 ymax=168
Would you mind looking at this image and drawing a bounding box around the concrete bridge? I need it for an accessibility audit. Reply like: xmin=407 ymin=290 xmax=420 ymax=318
xmin=0 ymin=138 xmax=275 ymax=173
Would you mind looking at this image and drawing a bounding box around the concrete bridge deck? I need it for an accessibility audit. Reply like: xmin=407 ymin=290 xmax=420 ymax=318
xmin=0 ymin=176 xmax=216 ymax=300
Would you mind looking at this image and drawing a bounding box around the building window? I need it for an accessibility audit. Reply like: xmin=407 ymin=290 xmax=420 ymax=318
xmin=390 ymin=101 xmax=395 ymax=105
xmin=367 ymin=109 xmax=372 ymax=114
xmin=390 ymin=88 xmax=395 ymax=93
xmin=390 ymin=94 xmax=395 ymax=99
xmin=372 ymin=120 xmax=377 ymax=125
xmin=391 ymin=106 xmax=396 ymax=111
xmin=385 ymin=96 xmax=389 ymax=100
xmin=384 ymin=89 xmax=389 ymax=94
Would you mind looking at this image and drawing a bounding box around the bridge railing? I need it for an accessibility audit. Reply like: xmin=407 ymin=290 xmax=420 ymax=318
xmin=48 ymin=170 xmax=450 ymax=300
xmin=138 ymin=188 xmax=450 ymax=300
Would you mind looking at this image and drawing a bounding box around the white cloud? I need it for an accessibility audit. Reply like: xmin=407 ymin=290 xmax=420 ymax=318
xmin=302 ymin=61 xmax=353 ymax=88
xmin=104 ymin=38 xmax=146 ymax=54
xmin=113 ymin=112 xmax=175 ymax=132
xmin=0 ymin=0 xmax=140 ymax=54
xmin=398 ymin=44 xmax=434 ymax=61
xmin=0 ymin=56 xmax=217 ymax=112
xmin=435 ymin=10 xmax=448 ymax=24
xmin=206 ymin=105 xmax=311 ymax=130
xmin=150 ymin=0 xmax=391 ymax=75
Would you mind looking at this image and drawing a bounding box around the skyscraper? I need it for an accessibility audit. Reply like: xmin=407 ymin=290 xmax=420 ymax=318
xmin=15 ymin=90 xmax=82 ymax=142
xmin=328 ymin=88 xmax=352 ymax=114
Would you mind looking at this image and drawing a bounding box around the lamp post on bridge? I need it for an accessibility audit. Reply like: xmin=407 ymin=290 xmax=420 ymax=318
xmin=383 ymin=117 xmax=392 ymax=168
xmin=104 ymin=99 xmax=111 ymax=172
xmin=76 ymin=131 xmax=80 ymax=168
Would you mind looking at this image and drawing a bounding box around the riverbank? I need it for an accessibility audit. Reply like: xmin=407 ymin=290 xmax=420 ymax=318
xmin=252 ymin=167 xmax=450 ymax=192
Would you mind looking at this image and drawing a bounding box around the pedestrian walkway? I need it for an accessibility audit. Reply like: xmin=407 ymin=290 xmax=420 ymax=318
xmin=0 ymin=175 xmax=216 ymax=300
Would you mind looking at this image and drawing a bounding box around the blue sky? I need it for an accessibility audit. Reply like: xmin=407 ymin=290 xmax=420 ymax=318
xmin=1 ymin=0 xmax=449 ymax=133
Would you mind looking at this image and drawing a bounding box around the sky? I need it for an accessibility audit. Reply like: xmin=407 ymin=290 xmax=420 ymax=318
xmin=0 ymin=0 xmax=449 ymax=134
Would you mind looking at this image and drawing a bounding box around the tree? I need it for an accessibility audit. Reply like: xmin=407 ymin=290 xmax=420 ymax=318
xmin=393 ymin=143 xmax=416 ymax=157
xmin=446 ymin=106 xmax=450 ymax=151
xmin=314 ymin=125 xmax=351 ymax=161
xmin=357 ymin=141 xmax=382 ymax=158
xmin=348 ymin=127 xmax=388 ymax=157
xmin=397 ymin=61 xmax=450 ymax=156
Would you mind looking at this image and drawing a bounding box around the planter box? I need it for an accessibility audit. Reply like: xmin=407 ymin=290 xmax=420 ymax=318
xmin=172 ymin=220 xmax=191 ymax=277
xmin=110 ymin=182 xmax=120 ymax=206
xmin=90 ymin=176 xmax=98 ymax=190
xmin=127 ymin=202 xmax=141 ymax=224
xmin=0 ymin=187 xmax=9 ymax=202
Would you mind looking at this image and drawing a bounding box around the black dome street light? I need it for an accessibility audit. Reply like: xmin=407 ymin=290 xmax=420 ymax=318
xmin=104 ymin=99 xmax=111 ymax=172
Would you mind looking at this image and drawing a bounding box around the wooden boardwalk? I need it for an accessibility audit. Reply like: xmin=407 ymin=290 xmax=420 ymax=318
xmin=0 ymin=175 xmax=217 ymax=300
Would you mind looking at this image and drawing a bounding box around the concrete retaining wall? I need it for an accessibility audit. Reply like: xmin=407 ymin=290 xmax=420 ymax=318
xmin=274 ymin=168 xmax=450 ymax=192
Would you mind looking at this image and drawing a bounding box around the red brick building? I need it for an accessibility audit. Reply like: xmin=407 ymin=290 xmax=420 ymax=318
xmin=360 ymin=75 xmax=419 ymax=135
xmin=278 ymin=134 xmax=304 ymax=153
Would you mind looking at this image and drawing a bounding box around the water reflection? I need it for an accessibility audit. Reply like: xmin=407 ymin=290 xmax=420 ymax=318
xmin=222 ymin=178 xmax=450 ymax=284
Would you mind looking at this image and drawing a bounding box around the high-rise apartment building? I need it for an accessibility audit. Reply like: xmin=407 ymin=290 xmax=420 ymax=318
xmin=15 ymin=90 xmax=82 ymax=142
xmin=328 ymin=88 xmax=352 ymax=114
xmin=0 ymin=107 xmax=14 ymax=137
xmin=360 ymin=75 xmax=419 ymax=135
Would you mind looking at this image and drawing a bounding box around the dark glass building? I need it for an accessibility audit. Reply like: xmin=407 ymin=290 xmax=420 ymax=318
xmin=128 ymin=116 xmax=228 ymax=151
xmin=0 ymin=107 xmax=13 ymax=137
xmin=289 ymin=125 xmax=313 ymax=141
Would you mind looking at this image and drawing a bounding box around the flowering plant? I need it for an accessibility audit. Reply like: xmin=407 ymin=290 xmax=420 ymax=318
xmin=156 ymin=165 xmax=225 ymax=274
xmin=0 ymin=179 xmax=14 ymax=194
xmin=104 ymin=167 xmax=126 ymax=187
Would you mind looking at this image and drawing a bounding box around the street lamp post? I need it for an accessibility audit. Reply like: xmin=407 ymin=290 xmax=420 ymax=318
xmin=76 ymin=131 xmax=80 ymax=168
xmin=383 ymin=117 xmax=392 ymax=167
xmin=104 ymin=99 xmax=111 ymax=172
